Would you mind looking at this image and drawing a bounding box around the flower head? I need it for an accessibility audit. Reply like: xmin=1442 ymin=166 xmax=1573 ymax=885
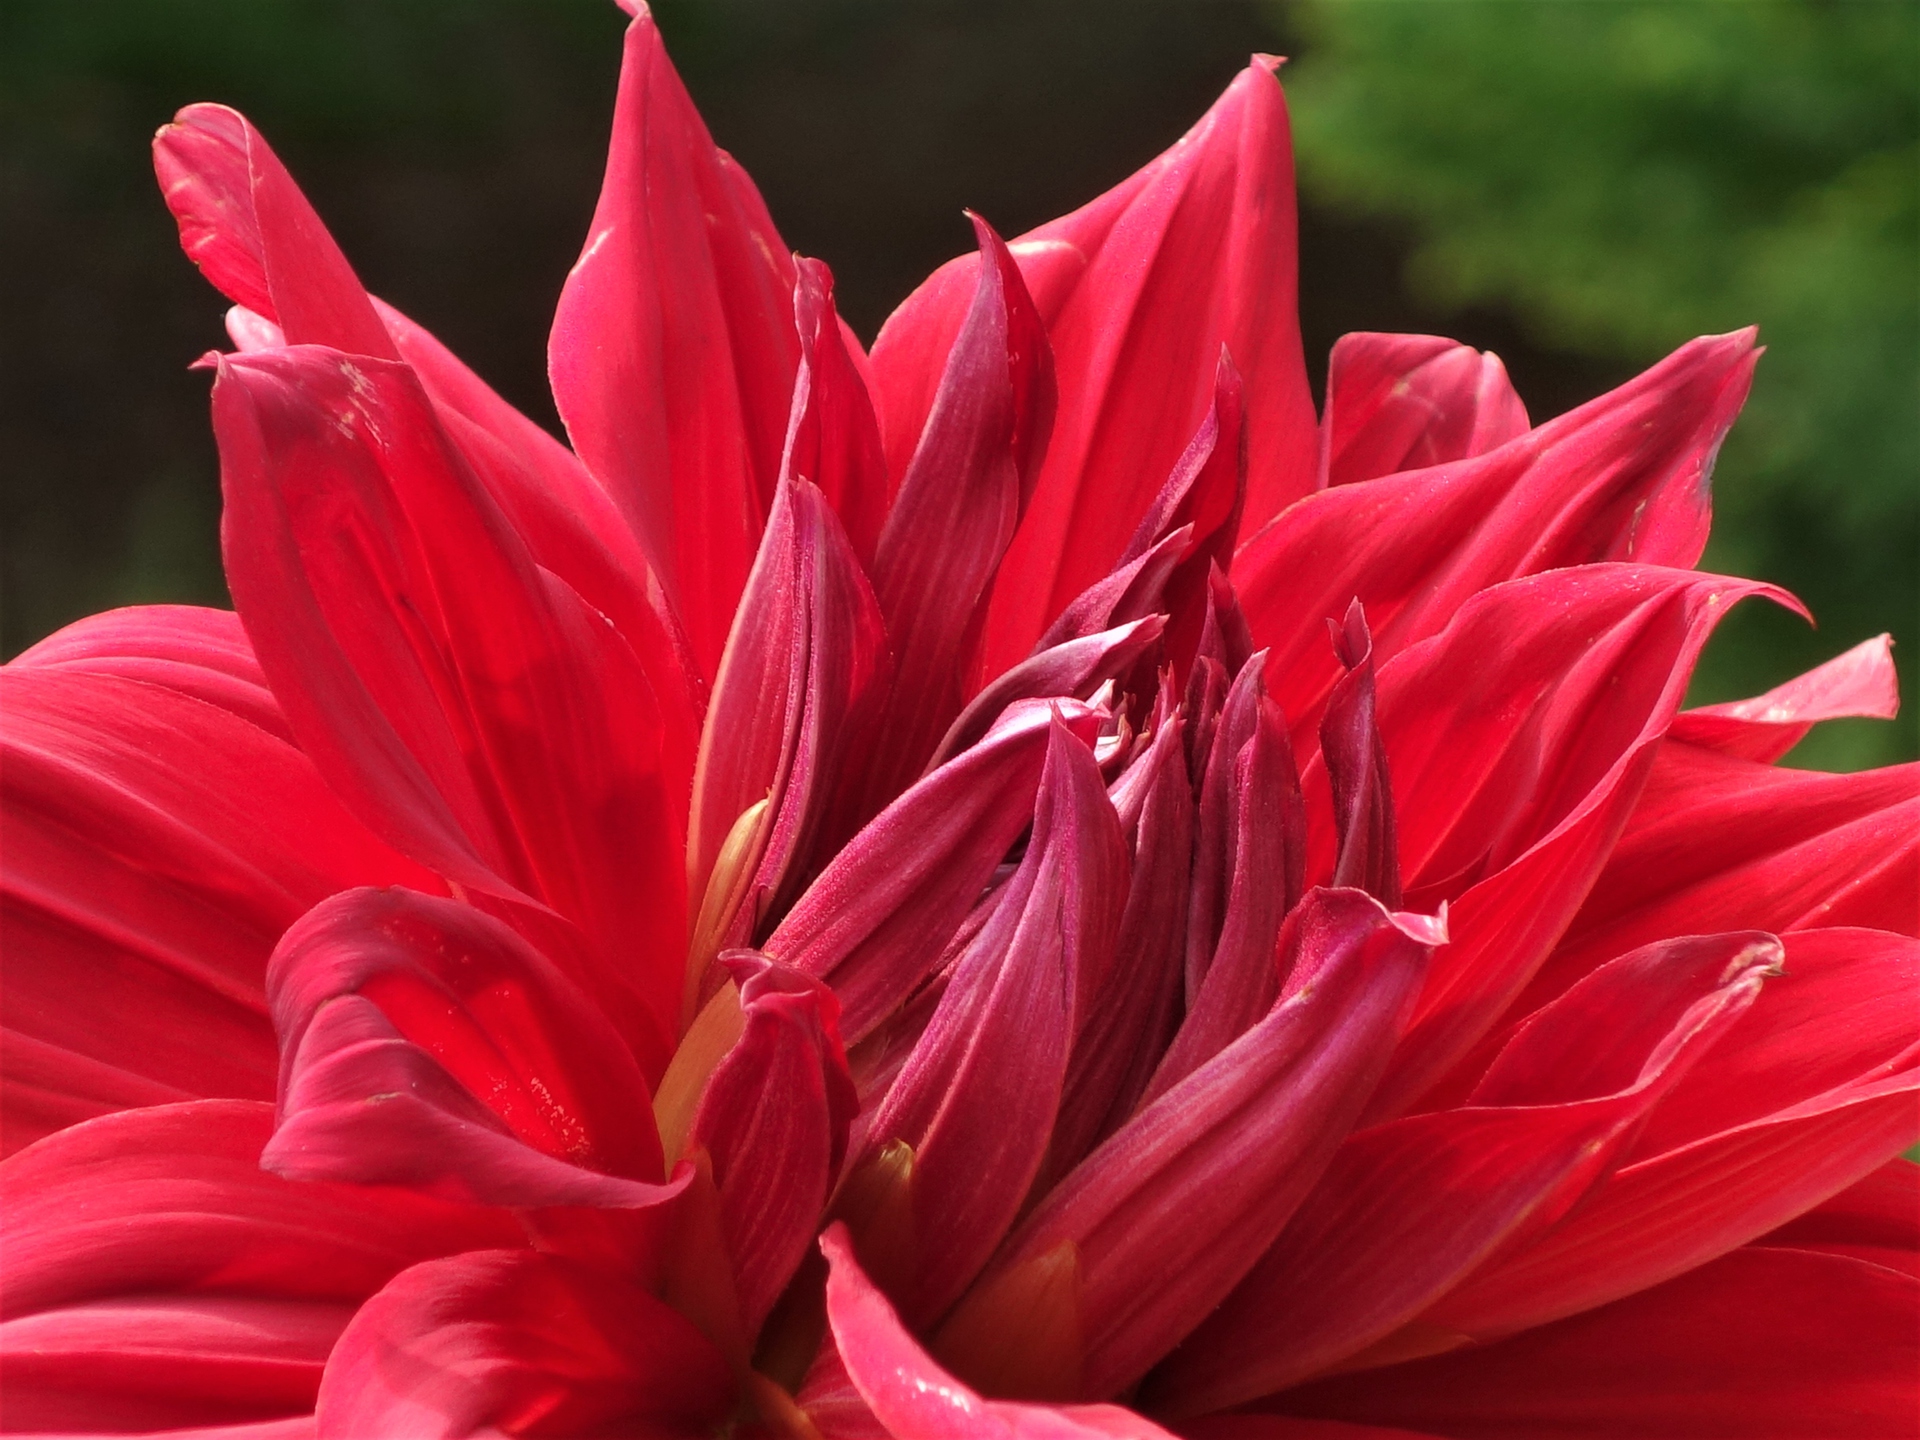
xmin=3 ymin=6 xmax=1916 ymax=1438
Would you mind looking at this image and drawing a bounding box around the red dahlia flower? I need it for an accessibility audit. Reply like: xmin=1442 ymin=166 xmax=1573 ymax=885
xmin=2 ymin=6 xmax=1916 ymax=1438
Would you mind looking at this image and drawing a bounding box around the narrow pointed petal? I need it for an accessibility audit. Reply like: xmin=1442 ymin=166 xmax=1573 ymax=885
xmin=549 ymin=7 xmax=798 ymax=679
xmin=1146 ymin=673 xmax=1302 ymax=1101
xmin=929 ymin=616 xmax=1166 ymax=772
xmin=901 ymin=58 xmax=1314 ymax=674
xmin=690 ymin=953 xmax=857 ymax=1336
xmin=1416 ymin=927 xmax=1919 ymax=1341
xmin=314 ymin=1250 xmax=734 ymax=1440
xmin=213 ymin=348 xmax=684 ymax=1056
xmin=848 ymin=721 xmax=1126 ymax=1325
xmin=1270 ymin=1248 xmax=1918 ymax=1440
xmin=767 ymin=698 xmax=1101 ymax=1044
xmin=1033 ymin=528 xmax=1191 ymax=658
xmin=1155 ymin=933 xmax=1778 ymax=1412
xmin=1236 ymin=331 xmax=1759 ymax=743
xmin=785 ymin=258 xmax=890 ymax=566
xmin=687 ymin=479 xmax=891 ymax=961
xmin=1051 ymin=716 xmax=1194 ymax=1168
xmin=0 ymin=669 xmax=430 ymax=1155
xmin=1669 ymin=633 xmax=1900 ymax=762
xmin=1536 ymin=742 xmax=1920 ymax=1002
xmin=860 ymin=216 xmax=1056 ymax=802
xmin=1318 ymin=602 xmax=1400 ymax=907
xmin=940 ymin=890 xmax=1441 ymax=1401
xmin=264 ymin=888 xmax=679 ymax=1211
xmin=1356 ymin=565 xmax=1792 ymax=1119
xmin=1318 ymin=333 xmax=1529 ymax=487
xmin=11 ymin=605 xmax=282 ymax=737
xmin=152 ymin=105 xmax=395 ymax=359
xmin=816 ymin=1226 xmax=1179 ymax=1440
xmin=0 ymin=1101 xmax=520 ymax=1434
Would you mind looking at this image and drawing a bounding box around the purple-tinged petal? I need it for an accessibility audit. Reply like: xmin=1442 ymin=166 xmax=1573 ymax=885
xmin=857 ymin=216 xmax=1056 ymax=809
xmin=1668 ymin=633 xmax=1900 ymax=763
xmin=784 ymin=257 xmax=890 ymax=568
xmin=767 ymin=698 xmax=1101 ymax=1045
xmin=1049 ymin=715 xmax=1195 ymax=1171
xmin=1318 ymin=333 xmax=1529 ymax=488
xmin=1318 ymin=602 xmax=1400 ymax=906
xmin=690 ymin=953 xmax=857 ymax=1336
xmin=686 ymin=479 xmax=891 ymax=986
xmin=937 ymin=890 xmax=1441 ymax=1401
xmin=549 ymin=6 xmax=799 ymax=681
xmin=930 ymin=617 xmax=1166 ymax=772
xmin=845 ymin=720 xmax=1126 ymax=1326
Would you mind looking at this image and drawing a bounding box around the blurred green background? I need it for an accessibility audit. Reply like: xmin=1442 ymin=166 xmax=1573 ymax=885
xmin=2 ymin=0 xmax=1913 ymax=768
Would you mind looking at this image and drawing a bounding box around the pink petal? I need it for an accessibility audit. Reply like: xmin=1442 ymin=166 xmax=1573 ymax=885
xmin=1144 ymin=660 xmax=1302 ymax=1101
xmin=767 ymin=698 xmax=1101 ymax=1045
xmin=691 ymin=953 xmax=857 ymax=1335
xmin=817 ymin=1225 xmax=1179 ymax=1440
xmin=1050 ymin=715 xmax=1195 ymax=1171
xmin=1318 ymin=602 xmax=1400 ymax=907
xmin=687 ymin=479 xmax=891 ymax=976
xmin=1669 ymin=633 xmax=1900 ymax=763
xmin=857 ymin=216 xmax=1056 ymax=807
xmin=314 ymin=1250 xmax=733 ymax=1440
xmin=1236 ymin=331 xmax=1759 ymax=747
xmin=549 ymin=6 xmax=798 ymax=680
xmin=1318 ymin=333 xmax=1529 ymax=487
xmin=1416 ymin=927 xmax=1919 ymax=1340
xmin=1152 ymin=933 xmax=1779 ymax=1412
xmin=10 ymin=605 xmax=282 ymax=738
xmin=941 ymin=890 xmax=1442 ymax=1400
xmin=264 ymin=888 xmax=677 ymax=1211
xmin=0 ymin=1101 xmax=520 ymax=1433
xmin=896 ymin=58 xmax=1315 ymax=676
xmin=1537 ymin=741 xmax=1920 ymax=1001
xmin=1267 ymin=1247 xmax=1919 ymax=1440
xmin=784 ymin=257 xmax=890 ymax=567
xmin=0 ymin=668 xmax=430 ymax=1155
xmin=212 ymin=348 xmax=685 ymax=1059
xmin=1354 ymin=565 xmax=1793 ymax=1119
xmin=850 ymin=719 xmax=1126 ymax=1325
xmin=1756 ymin=1157 xmax=1919 ymax=1278
xmin=152 ymin=106 xmax=395 ymax=359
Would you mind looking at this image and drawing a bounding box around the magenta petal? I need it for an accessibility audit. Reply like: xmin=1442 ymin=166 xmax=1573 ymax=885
xmin=1236 ymin=331 xmax=1759 ymax=746
xmin=768 ymin=698 xmax=1102 ymax=1045
xmin=1317 ymin=602 xmax=1400 ymax=907
xmin=213 ymin=348 xmax=686 ymax=1058
xmin=1318 ymin=332 xmax=1529 ymax=487
xmin=688 ymin=478 xmax=891 ymax=954
xmin=1269 ymin=1247 xmax=1919 ymax=1440
xmin=264 ymin=888 xmax=675 ymax=1210
xmin=852 ymin=719 xmax=1126 ymax=1324
xmin=859 ymin=215 xmax=1057 ymax=804
xmin=0 ymin=666 xmax=430 ymax=1155
xmin=314 ymin=1249 xmax=734 ymax=1440
xmin=1357 ymin=565 xmax=1793 ymax=1119
xmin=152 ymin=105 xmax=395 ymax=360
xmin=692 ymin=953 xmax=857 ymax=1335
xmin=1668 ymin=633 xmax=1900 ymax=763
xmin=817 ymin=1225 xmax=1179 ymax=1440
xmin=549 ymin=8 xmax=798 ymax=680
xmin=784 ymin=257 xmax=891 ymax=567
xmin=945 ymin=889 xmax=1442 ymax=1400
xmin=1154 ymin=932 xmax=1779 ymax=1411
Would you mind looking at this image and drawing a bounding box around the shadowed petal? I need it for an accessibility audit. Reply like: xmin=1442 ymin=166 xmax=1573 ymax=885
xmin=1318 ymin=332 xmax=1528 ymax=487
